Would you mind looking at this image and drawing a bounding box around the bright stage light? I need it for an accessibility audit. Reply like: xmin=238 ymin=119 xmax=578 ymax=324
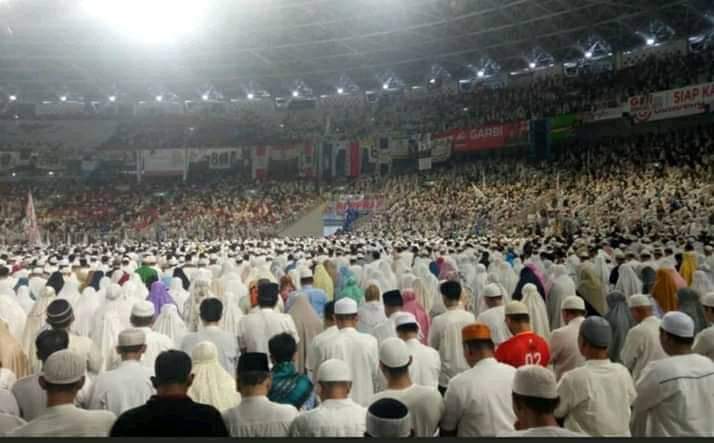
xmin=108 ymin=95 xmax=116 ymax=102
xmin=8 ymin=95 xmax=16 ymax=101
xmin=382 ymin=83 xmax=389 ymax=90
xmin=528 ymin=62 xmax=536 ymax=69
xmin=337 ymin=87 xmax=344 ymax=94
xmin=60 ymin=95 xmax=67 ymax=102
xmin=429 ymin=78 xmax=436 ymax=84
xmin=291 ymin=90 xmax=299 ymax=97
xmin=247 ymin=93 xmax=254 ymax=100
xmin=82 ymin=0 xmax=206 ymax=44
xmin=646 ymin=38 xmax=655 ymax=46
xmin=155 ymin=95 xmax=163 ymax=102
xmin=477 ymin=70 xmax=485 ymax=78
xmin=585 ymin=51 xmax=593 ymax=59
xmin=201 ymin=94 xmax=209 ymax=101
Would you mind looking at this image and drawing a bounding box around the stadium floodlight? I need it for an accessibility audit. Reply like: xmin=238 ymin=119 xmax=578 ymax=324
xmin=292 ymin=90 xmax=299 ymax=97
xmin=201 ymin=94 xmax=209 ymax=101
xmin=429 ymin=78 xmax=436 ymax=84
xmin=337 ymin=87 xmax=344 ymax=95
xmin=8 ymin=95 xmax=16 ymax=101
xmin=477 ymin=70 xmax=485 ymax=78
xmin=108 ymin=95 xmax=116 ymax=102
xmin=463 ymin=107 xmax=469 ymax=112
xmin=59 ymin=95 xmax=67 ymax=102
xmin=247 ymin=93 xmax=254 ymax=100
xmin=382 ymin=83 xmax=389 ymax=90
xmin=155 ymin=95 xmax=163 ymax=102
xmin=11 ymin=172 xmax=16 ymax=177
xmin=528 ymin=62 xmax=536 ymax=69
xmin=646 ymin=37 xmax=655 ymax=46
xmin=584 ymin=51 xmax=593 ymax=59
xmin=48 ymin=171 xmax=54 ymax=176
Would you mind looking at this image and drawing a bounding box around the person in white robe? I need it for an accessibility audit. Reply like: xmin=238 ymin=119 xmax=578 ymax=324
xmin=57 ymin=280 xmax=81 ymax=309
xmin=546 ymin=264 xmax=577 ymax=330
xmin=118 ymin=301 xmax=173 ymax=373
xmin=91 ymin=283 xmax=133 ymax=371
xmin=73 ymin=287 xmax=102 ymax=338
xmin=441 ymin=323 xmax=516 ymax=437
xmin=21 ymin=286 xmax=55 ymax=374
xmin=357 ymin=283 xmax=386 ymax=336
xmin=498 ymin=365 xmax=586 ymax=437
xmin=693 ymin=292 xmax=714 ymax=360
xmin=46 ymin=299 xmax=102 ymax=374
xmin=88 ymin=329 xmax=154 ymax=416
xmin=0 ymin=290 xmax=27 ymax=342
xmin=371 ymin=290 xmax=405 ymax=344
xmin=620 ymin=294 xmax=667 ymax=382
xmin=218 ymin=291 xmax=243 ymax=339
xmin=549 ymin=295 xmax=587 ymax=380
xmin=369 ymin=338 xmax=444 ymax=437
xmin=223 ymin=352 xmax=297 ymax=437
xmin=0 ymin=412 xmax=25 ymax=434
xmin=181 ymin=298 xmax=239 ymax=376
xmin=520 ymin=283 xmax=550 ymax=341
xmin=187 ymin=341 xmax=240 ymax=412
xmin=631 ymin=311 xmax=714 ymax=436
xmin=691 ymin=271 xmax=714 ymax=296
xmin=394 ymin=313 xmax=440 ymax=388
xmin=306 ymin=301 xmax=338 ymax=382
xmin=475 ymin=283 xmax=512 ymax=347
xmin=237 ymin=282 xmax=298 ymax=354
xmin=153 ymin=304 xmax=188 ymax=347
xmin=9 ymin=350 xmax=116 ymax=437
xmin=555 ymin=316 xmax=636 ymax=436
xmin=289 ymin=359 xmax=366 ymax=437
xmin=168 ymin=277 xmax=190 ymax=316
xmin=314 ymin=299 xmax=380 ymax=406
xmin=429 ymin=281 xmax=475 ymax=394
xmin=15 ymin=286 xmax=34 ymax=315
xmin=27 ymin=270 xmax=46 ymax=301
xmin=0 ymin=387 xmax=19 ymax=415
xmin=0 ymin=369 xmax=15 ymax=391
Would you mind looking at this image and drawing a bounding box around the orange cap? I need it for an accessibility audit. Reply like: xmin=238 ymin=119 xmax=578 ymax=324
xmin=462 ymin=323 xmax=491 ymax=341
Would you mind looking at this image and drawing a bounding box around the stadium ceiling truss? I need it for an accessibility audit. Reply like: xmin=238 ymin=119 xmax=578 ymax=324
xmin=0 ymin=0 xmax=709 ymax=100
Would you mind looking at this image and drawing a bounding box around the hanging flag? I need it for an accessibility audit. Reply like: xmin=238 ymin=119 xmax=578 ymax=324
xmin=417 ymin=133 xmax=432 ymax=171
xmin=349 ymin=141 xmax=361 ymax=177
xmin=24 ymin=191 xmax=42 ymax=247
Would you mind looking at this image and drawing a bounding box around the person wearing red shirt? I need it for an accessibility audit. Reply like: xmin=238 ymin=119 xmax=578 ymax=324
xmin=495 ymin=301 xmax=550 ymax=368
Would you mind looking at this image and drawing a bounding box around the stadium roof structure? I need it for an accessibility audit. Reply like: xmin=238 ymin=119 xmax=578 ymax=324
xmin=0 ymin=0 xmax=710 ymax=102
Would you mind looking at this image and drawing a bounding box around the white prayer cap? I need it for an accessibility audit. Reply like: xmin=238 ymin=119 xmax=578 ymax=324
xmin=379 ymin=337 xmax=410 ymax=368
xmin=394 ymin=312 xmax=418 ymax=329
xmin=614 ymin=249 xmax=625 ymax=259
xmin=132 ymin=300 xmax=155 ymax=318
xmin=512 ymin=364 xmax=558 ymax=399
xmin=143 ymin=255 xmax=156 ymax=264
xmin=317 ymin=359 xmax=352 ymax=382
xmin=661 ymin=311 xmax=695 ymax=338
xmin=629 ymin=294 xmax=652 ymax=308
xmin=42 ymin=350 xmax=85 ymax=385
xmin=505 ymin=301 xmax=529 ymax=316
xmin=561 ymin=295 xmax=585 ymax=311
xmin=483 ymin=283 xmax=504 ymax=298
xmin=366 ymin=398 xmax=412 ymax=438
xmin=300 ymin=267 xmax=313 ymax=279
xmin=168 ymin=257 xmax=178 ymax=266
xmin=118 ymin=328 xmax=146 ymax=347
xmin=702 ymin=292 xmax=714 ymax=309
xmin=334 ymin=298 xmax=358 ymax=315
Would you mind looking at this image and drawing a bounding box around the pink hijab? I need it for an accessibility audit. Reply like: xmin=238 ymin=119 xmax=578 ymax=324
xmin=402 ymin=288 xmax=430 ymax=344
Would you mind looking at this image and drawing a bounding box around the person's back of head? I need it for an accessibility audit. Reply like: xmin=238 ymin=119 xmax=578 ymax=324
xmin=268 ymin=333 xmax=297 ymax=366
xmin=440 ymin=280 xmax=462 ymax=307
xmin=365 ymin=398 xmax=412 ymax=437
xmin=237 ymin=352 xmax=271 ymax=395
xmin=578 ymin=316 xmax=612 ymax=359
xmin=199 ymin=297 xmax=223 ymax=324
xmin=153 ymin=350 xmax=193 ymax=393
xmin=46 ymin=299 xmax=74 ymax=330
xmin=257 ymin=282 xmax=279 ymax=308
xmin=511 ymin=365 xmax=560 ymax=429
xmin=324 ymin=301 xmax=336 ymax=325
xmin=36 ymin=329 xmax=69 ymax=363
xmin=39 ymin=349 xmax=86 ymax=401
xmin=365 ymin=285 xmax=381 ymax=303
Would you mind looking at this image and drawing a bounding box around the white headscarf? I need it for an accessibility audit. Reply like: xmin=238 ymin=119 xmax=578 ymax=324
xmin=21 ymin=286 xmax=55 ymax=373
xmin=691 ymin=270 xmax=714 ymax=295
xmin=521 ymin=283 xmax=550 ymax=341
xmin=169 ymin=277 xmax=190 ymax=315
xmin=546 ymin=264 xmax=576 ymax=330
xmin=615 ymin=263 xmax=642 ymax=300
xmin=73 ymin=287 xmax=102 ymax=337
xmin=153 ymin=304 xmax=187 ymax=347
xmin=57 ymin=279 xmax=81 ymax=309
xmin=0 ymin=291 xmax=27 ymax=342
xmin=91 ymin=283 xmax=133 ymax=371
xmin=16 ymin=286 xmax=34 ymax=314
xmin=219 ymin=291 xmax=244 ymax=338
xmin=187 ymin=341 xmax=241 ymax=412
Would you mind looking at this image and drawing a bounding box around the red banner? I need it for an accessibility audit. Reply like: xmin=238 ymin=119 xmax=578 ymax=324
xmin=448 ymin=121 xmax=529 ymax=152
xmin=349 ymin=141 xmax=361 ymax=177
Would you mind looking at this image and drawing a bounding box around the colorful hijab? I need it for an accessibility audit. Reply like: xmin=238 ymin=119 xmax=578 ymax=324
xmin=147 ymin=281 xmax=176 ymax=319
xmin=652 ymin=268 xmax=681 ymax=313
xmin=604 ymin=291 xmax=634 ymax=363
xmin=402 ymin=288 xmax=430 ymax=344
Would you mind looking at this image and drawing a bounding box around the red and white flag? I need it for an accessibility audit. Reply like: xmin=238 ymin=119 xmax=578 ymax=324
xmin=24 ymin=191 xmax=42 ymax=247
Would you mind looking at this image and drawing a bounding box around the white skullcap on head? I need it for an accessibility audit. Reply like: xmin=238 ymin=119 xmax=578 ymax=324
xmin=118 ymin=328 xmax=146 ymax=347
xmin=702 ymin=292 xmax=714 ymax=309
xmin=661 ymin=311 xmax=695 ymax=338
xmin=366 ymin=398 xmax=412 ymax=438
xmin=379 ymin=337 xmax=411 ymax=368
xmin=106 ymin=283 xmax=123 ymax=301
xmin=629 ymin=294 xmax=652 ymax=308
xmin=513 ymin=364 xmax=558 ymax=399
xmin=505 ymin=301 xmax=529 ymax=316
xmin=334 ymin=298 xmax=358 ymax=315
xmin=317 ymin=359 xmax=352 ymax=382
xmin=393 ymin=312 xmax=418 ymax=329
xmin=483 ymin=283 xmax=504 ymax=298
xmin=132 ymin=300 xmax=155 ymax=318
xmin=42 ymin=349 xmax=85 ymax=385
xmin=561 ymin=295 xmax=585 ymax=311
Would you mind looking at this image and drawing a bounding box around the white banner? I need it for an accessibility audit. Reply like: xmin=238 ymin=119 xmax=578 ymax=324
xmin=142 ymin=149 xmax=186 ymax=176
xmin=583 ymin=106 xmax=624 ymax=123
xmin=626 ymin=82 xmax=714 ymax=123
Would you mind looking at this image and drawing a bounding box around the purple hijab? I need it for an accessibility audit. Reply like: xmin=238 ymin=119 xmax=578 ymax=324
xmin=147 ymin=281 xmax=176 ymax=318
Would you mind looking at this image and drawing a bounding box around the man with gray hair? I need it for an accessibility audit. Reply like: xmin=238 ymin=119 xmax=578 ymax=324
xmin=9 ymin=350 xmax=116 ymax=436
xmin=554 ymin=316 xmax=636 ymax=436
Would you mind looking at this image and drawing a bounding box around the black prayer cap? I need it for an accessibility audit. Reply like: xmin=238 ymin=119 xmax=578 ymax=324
xmin=382 ymin=290 xmax=404 ymax=307
xmin=46 ymin=299 xmax=74 ymax=325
